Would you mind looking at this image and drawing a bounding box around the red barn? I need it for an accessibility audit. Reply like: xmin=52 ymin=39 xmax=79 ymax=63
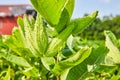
xmin=0 ymin=16 xmax=18 ymax=35
xmin=0 ymin=5 xmax=35 ymax=35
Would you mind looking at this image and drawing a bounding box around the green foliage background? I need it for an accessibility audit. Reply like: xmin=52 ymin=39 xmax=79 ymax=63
xmin=80 ymin=15 xmax=120 ymax=40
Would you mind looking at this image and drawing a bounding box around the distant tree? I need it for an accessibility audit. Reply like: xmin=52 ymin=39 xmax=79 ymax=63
xmin=80 ymin=15 xmax=120 ymax=40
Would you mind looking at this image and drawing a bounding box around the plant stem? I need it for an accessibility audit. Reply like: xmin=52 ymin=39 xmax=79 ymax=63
xmin=56 ymin=75 xmax=60 ymax=80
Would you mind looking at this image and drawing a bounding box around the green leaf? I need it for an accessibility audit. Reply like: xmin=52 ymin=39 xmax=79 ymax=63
xmin=72 ymin=11 xmax=98 ymax=35
xmin=60 ymin=68 xmax=70 ymax=80
xmin=105 ymin=31 xmax=119 ymax=47
xmin=23 ymin=67 xmax=39 ymax=77
xmin=2 ymin=35 xmax=18 ymax=53
xmin=104 ymin=31 xmax=120 ymax=64
xmin=67 ymin=35 xmax=76 ymax=53
xmin=0 ymin=52 xmax=31 ymax=67
xmin=34 ymin=13 xmax=48 ymax=55
xmin=39 ymin=65 xmax=49 ymax=80
xmin=55 ymin=0 xmax=75 ymax=33
xmin=3 ymin=17 xmax=36 ymax=57
xmin=3 ymin=14 xmax=49 ymax=57
xmin=110 ymin=75 xmax=120 ymax=80
xmin=66 ymin=46 xmax=108 ymax=80
xmin=30 ymin=0 xmax=69 ymax=26
xmin=17 ymin=17 xmax=25 ymax=35
xmin=29 ymin=16 xmax=35 ymax=27
xmin=14 ymin=47 xmax=35 ymax=57
xmin=12 ymin=27 xmax=27 ymax=48
xmin=2 ymin=66 xmax=11 ymax=80
xmin=41 ymin=57 xmax=55 ymax=71
xmin=23 ymin=14 xmax=48 ymax=57
xmin=46 ymin=23 xmax=75 ymax=57
xmin=96 ymin=64 xmax=118 ymax=73
xmin=2 ymin=30 xmax=34 ymax=57
xmin=65 ymin=0 xmax=75 ymax=18
xmin=23 ymin=15 xmax=40 ymax=57
xmin=52 ymin=47 xmax=91 ymax=75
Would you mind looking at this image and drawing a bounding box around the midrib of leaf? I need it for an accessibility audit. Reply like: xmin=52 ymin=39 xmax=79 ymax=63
xmin=61 ymin=0 xmax=69 ymax=11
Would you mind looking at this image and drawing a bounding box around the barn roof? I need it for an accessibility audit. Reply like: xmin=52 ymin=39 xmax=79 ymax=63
xmin=0 ymin=5 xmax=33 ymax=17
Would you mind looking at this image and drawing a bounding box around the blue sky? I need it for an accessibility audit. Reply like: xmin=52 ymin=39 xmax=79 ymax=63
xmin=73 ymin=0 xmax=120 ymax=18
xmin=0 ymin=0 xmax=120 ymax=18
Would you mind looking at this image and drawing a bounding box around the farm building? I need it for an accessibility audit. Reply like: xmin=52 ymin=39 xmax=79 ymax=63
xmin=0 ymin=5 xmax=36 ymax=35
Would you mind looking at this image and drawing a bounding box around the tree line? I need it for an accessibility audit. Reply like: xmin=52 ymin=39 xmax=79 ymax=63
xmin=80 ymin=15 xmax=120 ymax=40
